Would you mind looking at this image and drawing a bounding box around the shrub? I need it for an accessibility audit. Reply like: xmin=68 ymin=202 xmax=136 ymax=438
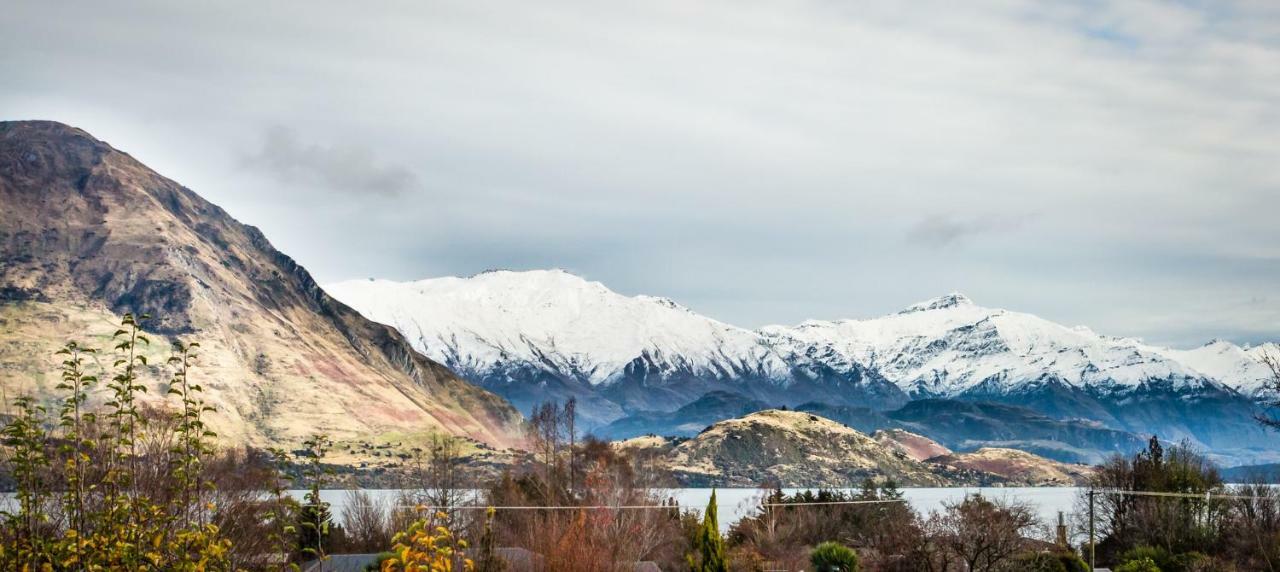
xmin=1116 ymin=557 xmax=1161 ymax=572
xmin=0 ymin=315 xmax=235 ymax=570
xmin=1058 ymin=551 xmax=1089 ymax=572
xmin=1119 ymin=546 xmax=1209 ymax=572
xmin=1011 ymin=552 xmax=1067 ymax=572
xmin=810 ymin=541 xmax=860 ymax=572
xmin=380 ymin=511 xmax=472 ymax=571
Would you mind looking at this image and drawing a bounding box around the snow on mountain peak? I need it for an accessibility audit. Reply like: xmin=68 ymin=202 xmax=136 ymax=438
xmin=898 ymin=292 xmax=975 ymax=314
xmin=1157 ymin=339 xmax=1277 ymax=395
xmin=325 ymin=270 xmax=789 ymax=387
xmin=327 ymin=271 xmax=1274 ymax=401
xmin=762 ymin=295 xmax=1218 ymax=397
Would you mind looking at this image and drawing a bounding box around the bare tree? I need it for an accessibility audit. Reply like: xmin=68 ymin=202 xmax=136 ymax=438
xmin=341 ymin=490 xmax=391 ymax=552
xmin=523 ymin=399 xmax=580 ymax=497
xmin=564 ymin=397 xmax=577 ymax=491
xmin=929 ymin=494 xmax=1039 ymax=572
xmin=405 ymin=432 xmax=471 ymax=529
xmin=1257 ymin=352 xmax=1280 ymax=429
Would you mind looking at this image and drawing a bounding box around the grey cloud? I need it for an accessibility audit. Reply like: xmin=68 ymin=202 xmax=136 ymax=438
xmin=242 ymin=127 xmax=418 ymax=196
xmin=2 ymin=0 xmax=1278 ymax=347
xmin=906 ymin=215 xmax=1028 ymax=249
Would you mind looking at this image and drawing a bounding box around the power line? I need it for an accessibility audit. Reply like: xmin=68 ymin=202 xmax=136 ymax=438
xmin=306 ymin=488 xmax=1280 ymax=514
xmin=1090 ymin=488 xmax=1280 ymax=502
xmin=373 ymin=498 xmax=906 ymax=512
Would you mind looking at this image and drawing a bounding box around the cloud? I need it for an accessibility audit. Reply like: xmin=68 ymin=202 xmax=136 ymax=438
xmin=906 ymin=214 xmax=1027 ymax=249
xmin=2 ymin=0 xmax=1278 ymax=346
xmin=242 ymin=126 xmax=418 ymax=196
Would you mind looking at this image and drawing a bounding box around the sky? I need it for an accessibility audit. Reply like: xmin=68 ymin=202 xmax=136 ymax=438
xmin=2 ymin=0 xmax=1278 ymax=347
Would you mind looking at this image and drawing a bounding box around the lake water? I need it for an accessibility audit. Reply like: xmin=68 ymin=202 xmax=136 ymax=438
xmin=298 ymin=486 xmax=1084 ymax=533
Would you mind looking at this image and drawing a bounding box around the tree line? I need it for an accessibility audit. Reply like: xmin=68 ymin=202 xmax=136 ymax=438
xmin=3 ymin=315 xmax=1280 ymax=571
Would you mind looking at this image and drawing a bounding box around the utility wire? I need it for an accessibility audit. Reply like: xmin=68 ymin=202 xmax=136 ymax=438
xmin=303 ymin=489 xmax=1280 ymax=513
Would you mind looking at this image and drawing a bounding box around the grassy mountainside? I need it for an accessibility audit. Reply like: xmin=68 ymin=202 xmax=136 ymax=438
xmin=873 ymin=428 xmax=951 ymax=461
xmin=664 ymin=410 xmax=948 ymax=487
xmin=0 ymin=120 xmax=521 ymax=452
xmin=927 ymin=447 xmax=1093 ymax=486
xmin=613 ymin=409 xmax=1094 ymax=487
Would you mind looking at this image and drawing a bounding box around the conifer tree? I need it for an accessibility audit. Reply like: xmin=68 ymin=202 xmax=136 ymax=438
xmin=689 ymin=489 xmax=727 ymax=572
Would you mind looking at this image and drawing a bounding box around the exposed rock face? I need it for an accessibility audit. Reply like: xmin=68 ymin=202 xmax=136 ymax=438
xmin=0 ymin=120 xmax=521 ymax=449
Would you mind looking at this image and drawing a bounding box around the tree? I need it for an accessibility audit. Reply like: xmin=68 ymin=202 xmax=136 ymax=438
xmin=930 ymin=494 xmax=1037 ymax=572
xmin=1011 ymin=552 xmax=1069 ymax=572
xmin=298 ymin=433 xmax=335 ymax=564
xmin=408 ymin=432 xmax=469 ymax=530
xmin=689 ymin=490 xmax=728 ymax=572
xmin=473 ymin=507 xmax=506 ymax=572
xmin=1256 ymin=352 xmax=1280 ymax=429
xmin=1082 ymin=438 xmax=1225 ymax=562
xmin=811 ymin=541 xmax=860 ymax=572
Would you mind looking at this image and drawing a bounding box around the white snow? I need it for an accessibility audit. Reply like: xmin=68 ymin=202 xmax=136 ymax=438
xmin=1158 ymin=340 xmax=1279 ymax=396
xmin=760 ymin=294 xmax=1225 ymax=397
xmin=326 ymin=271 xmax=1276 ymax=399
xmin=325 ymin=269 xmax=790 ymax=386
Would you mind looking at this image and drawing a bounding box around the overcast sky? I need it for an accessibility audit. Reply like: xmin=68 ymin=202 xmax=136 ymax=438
xmin=3 ymin=0 xmax=1278 ymax=347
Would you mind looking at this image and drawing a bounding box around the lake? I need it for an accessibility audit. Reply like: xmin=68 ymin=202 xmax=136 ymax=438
xmin=298 ymin=486 xmax=1084 ymax=533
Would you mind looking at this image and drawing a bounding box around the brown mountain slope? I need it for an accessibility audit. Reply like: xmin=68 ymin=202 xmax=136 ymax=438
xmin=873 ymin=428 xmax=952 ymax=462
xmin=926 ymin=447 xmax=1094 ymax=486
xmin=0 ymin=120 xmax=520 ymax=450
xmin=664 ymin=410 xmax=952 ymax=487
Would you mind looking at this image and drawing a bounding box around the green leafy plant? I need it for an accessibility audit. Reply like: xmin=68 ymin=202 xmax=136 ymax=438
xmin=0 ymin=313 xmax=234 ymax=570
xmin=1116 ymin=557 xmax=1162 ymax=572
xmin=298 ymin=433 xmax=335 ymax=565
xmin=810 ymin=541 xmax=860 ymax=572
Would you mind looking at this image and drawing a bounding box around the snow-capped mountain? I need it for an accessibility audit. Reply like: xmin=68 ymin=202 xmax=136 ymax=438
xmin=1158 ymin=340 xmax=1279 ymax=397
xmin=327 ymin=270 xmax=1278 ymax=463
xmin=328 ymin=269 xmax=788 ymax=386
xmin=325 ymin=269 xmax=905 ymax=424
xmin=759 ymin=292 xmax=1230 ymax=399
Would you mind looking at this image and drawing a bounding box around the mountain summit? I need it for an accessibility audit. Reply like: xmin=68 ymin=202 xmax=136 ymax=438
xmin=330 ymin=270 xmax=1276 ymax=463
xmin=326 ymin=270 xmax=907 ymax=425
xmin=0 ymin=120 xmax=520 ymax=448
xmin=898 ymin=292 xmax=975 ymax=314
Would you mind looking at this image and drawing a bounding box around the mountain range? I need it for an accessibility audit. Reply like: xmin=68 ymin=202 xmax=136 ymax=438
xmin=4 ymin=120 xmax=1277 ymax=472
xmin=0 ymin=121 xmax=521 ymax=454
xmin=327 ymin=269 xmax=1280 ymax=465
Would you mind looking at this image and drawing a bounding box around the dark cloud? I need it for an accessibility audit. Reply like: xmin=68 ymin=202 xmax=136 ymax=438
xmin=906 ymin=214 xmax=1028 ymax=249
xmin=242 ymin=126 xmax=418 ymax=197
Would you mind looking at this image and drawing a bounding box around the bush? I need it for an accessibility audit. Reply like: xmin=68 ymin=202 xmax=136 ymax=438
xmin=811 ymin=541 xmax=860 ymax=572
xmin=1116 ymin=557 xmax=1161 ymax=572
xmin=1011 ymin=552 xmax=1067 ymax=572
xmin=1058 ymin=551 xmax=1089 ymax=572
xmin=1119 ymin=546 xmax=1208 ymax=572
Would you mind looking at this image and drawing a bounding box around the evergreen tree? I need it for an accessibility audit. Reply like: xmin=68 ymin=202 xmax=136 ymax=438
xmin=689 ymin=490 xmax=728 ymax=572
